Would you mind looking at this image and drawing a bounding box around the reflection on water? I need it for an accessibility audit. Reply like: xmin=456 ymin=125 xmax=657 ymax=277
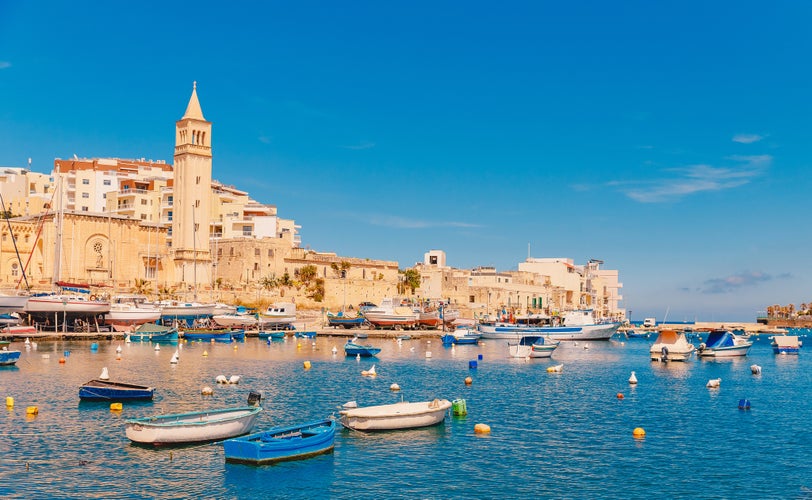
xmin=1 ymin=335 xmax=812 ymax=498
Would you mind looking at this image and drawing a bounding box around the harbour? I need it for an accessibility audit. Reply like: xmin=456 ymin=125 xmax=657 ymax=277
xmin=1 ymin=333 xmax=811 ymax=498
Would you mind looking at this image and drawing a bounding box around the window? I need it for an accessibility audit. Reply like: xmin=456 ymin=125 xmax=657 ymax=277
xmin=469 ymin=295 xmax=475 ymax=303
xmin=254 ymin=248 xmax=260 ymax=256
xmin=254 ymin=263 xmax=259 ymax=271
xmin=103 ymin=180 xmax=111 ymax=186
xmin=81 ymin=192 xmax=89 ymax=198
xmin=81 ymin=206 xmax=89 ymax=212
xmin=141 ymin=199 xmax=148 ymax=205
xmin=11 ymin=263 xmax=18 ymax=277
xmin=242 ymin=226 xmax=252 ymax=236
xmin=268 ymin=249 xmax=273 ymax=257
xmin=82 ymin=179 xmax=89 ymax=185
xmin=230 ymin=248 xmax=234 ymax=256
xmin=140 ymin=214 xmax=147 ymax=220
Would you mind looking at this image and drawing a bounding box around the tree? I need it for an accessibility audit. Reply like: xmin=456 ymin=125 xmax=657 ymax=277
xmin=131 ymin=278 xmax=152 ymax=295
xmin=299 ymin=264 xmax=318 ymax=284
xmin=260 ymin=275 xmax=278 ymax=291
xmin=398 ymin=268 xmax=421 ymax=294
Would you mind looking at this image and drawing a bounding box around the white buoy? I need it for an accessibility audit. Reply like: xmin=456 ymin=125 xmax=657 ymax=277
xmin=390 ymin=383 xmax=400 ymax=391
xmin=24 ymin=338 xmax=30 ymax=345
xmin=750 ymin=364 xmax=762 ymax=375
xmin=706 ymin=378 xmax=721 ymax=388
xmin=368 ymin=364 xmax=376 ymax=376
xmin=170 ymin=353 xmax=179 ymax=364
xmin=216 ymin=375 xmax=228 ymax=384
xmin=331 ymin=346 xmax=338 ymax=354
xmin=425 ymin=351 xmax=432 ymax=358
xmin=356 ymin=353 xmax=361 ymax=361
xmin=229 ymin=375 xmax=241 ymax=384
xmin=154 ymin=344 xmax=160 ymax=351
xmin=115 ymin=345 xmax=122 ymax=353
xmin=629 ymin=371 xmax=638 ymax=384
xmin=584 ymin=343 xmax=589 ymax=350
xmin=100 ymin=367 xmax=110 ymax=380
xmin=125 ymin=335 xmax=131 ymax=344
xmin=410 ymin=347 xmax=415 ymax=352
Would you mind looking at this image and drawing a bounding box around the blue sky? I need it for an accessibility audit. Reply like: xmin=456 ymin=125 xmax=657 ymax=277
xmin=1 ymin=1 xmax=810 ymax=322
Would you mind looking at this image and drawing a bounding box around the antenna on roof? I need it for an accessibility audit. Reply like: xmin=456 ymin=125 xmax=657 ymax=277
xmin=73 ymin=154 xmax=79 ymax=160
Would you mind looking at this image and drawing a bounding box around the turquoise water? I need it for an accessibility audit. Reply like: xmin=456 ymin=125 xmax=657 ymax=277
xmin=1 ymin=333 xmax=811 ymax=499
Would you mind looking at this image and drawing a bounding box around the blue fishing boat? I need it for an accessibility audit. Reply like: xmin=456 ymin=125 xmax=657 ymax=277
xmin=79 ymin=379 xmax=155 ymax=400
xmin=698 ymin=329 xmax=752 ymax=358
xmin=294 ymin=331 xmax=317 ymax=339
xmin=772 ymin=335 xmax=801 ymax=354
xmin=130 ymin=323 xmax=179 ymax=342
xmin=182 ymin=329 xmax=236 ymax=342
xmin=258 ymin=331 xmax=286 ymax=340
xmin=229 ymin=330 xmax=246 ymax=341
xmin=223 ymin=418 xmax=336 ymax=465
xmin=0 ymin=349 xmax=21 ymax=366
xmin=344 ymin=339 xmax=381 ymax=357
xmin=441 ymin=327 xmax=481 ymax=345
xmin=327 ymin=313 xmax=366 ymax=329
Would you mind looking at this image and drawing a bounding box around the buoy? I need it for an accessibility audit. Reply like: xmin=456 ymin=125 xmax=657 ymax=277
xmin=361 ymin=364 xmax=377 ymax=377
xmin=390 ymin=383 xmax=400 ymax=391
xmin=100 ymin=367 xmax=110 ymax=380
xmin=229 ymin=375 xmax=241 ymax=384
xmin=5 ymin=396 xmax=13 ymax=408
xmin=202 ymin=350 xmax=208 ymax=357
xmin=738 ymin=399 xmax=751 ymax=410
xmin=26 ymin=406 xmax=38 ymax=415
xmin=90 ymin=343 xmax=98 ymax=350
xmin=41 ymin=353 xmax=49 ymax=359
xmin=356 ymin=353 xmax=360 ymax=361
xmin=633 ymin=427 xmax=646 ymax=438
xmin=464 ymin=376 xmax=473 ymax=385
xmin=706 ymin=378 xmax=721 ymax=388
xmin=116 ymin=353 xmax=121 ymax=361
xmin=478 ymin=354 xmax=483 ymax=360
xmin=617 ymin=393 xmax=624 ymax=399
xmin=154 ymin=344 xmax=160 ymax=351
xmin=170 ymin=353 xmax=179 ymax=364
xmin=547 ymin=364 xmax=563 ymax=373
xmin=215 ymin=375 xmax=228 ymax=384
xmin=468 ymin=360 xmax=477 ymax=369
xmin=331 ymin=346 xmax=337 ymax=354
xmin=24 ymin=338 xmax=30 ymax=345
xmin=452 ymin=398 xmax=467 ymax=416
xmin=233 ymin=344 xmax=238 ymax=350
xmin=125 ymin=335 xmax=131 ymax=343
xmin=750 ymin=364 xmax=762 ymax=375
xmin=426 ymin=351 xmax=432 ymax=358
xmin=64 ymin=350 xmax=70 ymax=357
xmin=303 ymin=360 xmax=311 ymax=370
xmin=201 ymin=386 xmax=214 ymax=396
xmin=116 ymin=346 xmax=122 ymax=353
xmin=474 ymin=423 xmax=491 ymax=434
xmin=584 ymin=343 xmax=589 ymax=350
xmin=110 ymin=403 xmax=123 ymax=411
xmin=59 ymin=357 xmax=66 ymax=364
xmin=211 ymin=338 xmax=216 ymax=343
xmin=629 ymin=371 xmax=638 ymax=384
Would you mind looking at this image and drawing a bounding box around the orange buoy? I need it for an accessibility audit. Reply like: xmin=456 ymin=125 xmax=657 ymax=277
xmin=474 ymin=423 xmax=491 ymax=434
xmin=633 ymin=427 xmax=646 ymax=438
xmin=59 ymin=357 xmax=66 ymax=364
xmin=617 ymin=393 xmax=624 ymax=399
xmin=464 ymin=376 xmax=473 ymax=386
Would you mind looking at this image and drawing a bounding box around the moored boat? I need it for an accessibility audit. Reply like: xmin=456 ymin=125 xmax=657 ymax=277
xmin=650 ymin=329 xmax=695 ymax=362
xmin=339 ymin=399 xmax=451 ymax=431
xmin=344 ymin=340 xmax=382 ymax=357
xmin=772 ymin=335 xmax=801 ymax=354
xmin=130 ymin=323 xmax=179 ymax=342
xmin=258 ymin=331 xmax=287 ymax=340
xmin=441 ymin=326 xmax=481 ymax=345
xmin=79 ymin=379 xmax=155 ymax=400
xmin=223 ymin=418 xmax=336 ymax=465
xmin=477 ymin=310 xmax=619 ymax=341
xmin=260 ymin=302 xmax=297 ymax=328
xmin=0 ymin=349 xmax=22 ymax=366
xmin=698 ymin=330 xmax=753 ymax=358
xmin=182 ymin=329 xmax=241 ymax=342
xmin=125 ymin=405 xmax=262 ymax=446
xmin=508 ymin=335 xmax=559 ymax=358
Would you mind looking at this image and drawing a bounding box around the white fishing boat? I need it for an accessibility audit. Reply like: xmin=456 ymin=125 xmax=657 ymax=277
xmin=155 ymin=300 xmax=216 ymax=319
xmin=697 ymin=330 xmax=753 ymax=358
xmin=477 ymin=309 xmax=619 ymax=341
xmin=212 ymin=312 xmax=262 ymax=328
xmin=125 ymin=405 xmax=262 ymax=445
xmin=362 ymin=298 xmax=419 ymax=330
xmin=339 ymin=399 xmax=451 ymax=431
xmin=0 ymin=292 xmax=29 ymax=314
xmin=650 ymin=329 xmax=695 ymax=362
xmin=104 ymin=302 xmax=162 ymax=328
xmin=508 ymin=335 xmax=560 ymax=358
xmin=24 ymin=293 xmax=110 ymax=316
xmin=260 ymin=302 xmax=297 ymax=327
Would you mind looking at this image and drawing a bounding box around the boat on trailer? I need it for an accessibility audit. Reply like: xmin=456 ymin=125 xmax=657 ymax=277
xmin=223 ymin=418 xmax=336 ymax=465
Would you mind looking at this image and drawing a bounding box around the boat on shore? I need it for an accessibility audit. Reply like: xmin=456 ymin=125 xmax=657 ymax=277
xmin=104 ymin=301 xmax=162 ymax=328
xmin=79 ymin=379 xmax=155 ymax=400
xmin=650 ymin=329 xmax=695 ymax=362
xmin=125 ymin=405 xmax=262 ymax=446
xmin=508 ymin=335 xmax=559 ymax=358
xmin=344 ymin=339 xmax=382 ymax=357
xmin=0 ymin=349 xmax=21 ymax=366
xmin=223 ymin=418 xmax=336 ymax=465
xmin=477 ymin=309 xmax=619 ymax=341
xmin=326 ymin=312 xmax=367 ymax=329
xmin=0 ymin=292 xmax=29 ymax=314
xmin=698 ymin=330 xmax=753 ymax=358
xmin=260 ymin=303 xmax=297 ymax=329
xmin=24 ymin=293 xmax=111 ymax=318
xmin=362 ymin=298 xmax=418 ymax=330
xmin=339 ymin=399 xmax=451 ymax=431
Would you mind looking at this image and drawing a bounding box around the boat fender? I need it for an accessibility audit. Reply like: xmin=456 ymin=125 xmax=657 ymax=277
xmin=90 ymin=295 xmax=97 ymax=301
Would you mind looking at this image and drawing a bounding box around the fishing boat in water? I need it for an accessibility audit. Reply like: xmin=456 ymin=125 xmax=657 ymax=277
xmin=125 ymin=404 xmax=262 ymax=446
xmin=344 ymin=339 xmax=382 ymax=357
xmin=223 ymin=418 xmax=336 ymax=465
xmin=0 ymin=349 xmax=21 ymax=366
xmin=339 ymin=399 xmax=451 ymax=431
xmin=182 ymin=329 xmax=243 ymax=342
xmin=698 ymin=330 xmax=753 ymax=358
xmin=650 ymin=329 xmax=695 ymax=362
xmin=772 ymin=335 xmax=801 ymax=355
xmin=441 ymin=326 xmax=481 ymax=345
xmin=477 ymin=310 xmax=619 ymax=341
xmin=130 ymin=323 xmax=179 ymax=342
xmin=79 ymin=379 xmax=155 ymax=400
xmin=508 ymin=335 xmax=560 ymax=358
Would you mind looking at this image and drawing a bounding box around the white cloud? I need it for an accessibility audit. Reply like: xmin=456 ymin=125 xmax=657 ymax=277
xmin=620 ymin=155 xmax=771 ymax=203
xmin=732 ymin=133 xmax=764 ymax=144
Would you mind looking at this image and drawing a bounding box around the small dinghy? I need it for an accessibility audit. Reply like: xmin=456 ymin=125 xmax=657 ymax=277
xmin=223 ymin=418 xmax=336 ymax=465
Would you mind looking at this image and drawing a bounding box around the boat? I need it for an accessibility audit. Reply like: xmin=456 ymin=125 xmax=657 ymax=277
xmin=625 ymin=330 xmax=650 ymax=339
xmin=0 ymin=324 xmax=37 ymax=337
xmin=155 ymin=300 xmax=216 ymax=328
xmin=772 ymin=335 xmax=801 ymax=354
xmin=477 ymin=309 xmax=620 ymax=341
xmin=508 ymin=335 xmax=560 ymax=358
xmin=258 ymin=330 xmax=287 ymax=340
xmin=0 ymin=349 xmax=21 ymax=366
xmin=125 ymin=405 xmax=262 ymax=446
xmin=440 ymin=326 xmax=481 ymax=345
xmin=416 ymin=309 xmax=443 ymax=329
xmin=326 ymin=312 xmax=367 ymax=329
xmin=650 ymin=329 xmax=695 ymax=362
xmin=0 ymin=312 xmax=22 ymax=327
xmin=104 ymin=301 xmax=162 ymax=328
xmin=212 ymin=312 xmax=262 ymax=329
xmin=697 ymin=330 xmax=753 ymax=358
xmin=223 ymin=418 xmax=336 ymax=465
xmin=344 ymin=339 xmax=382 ymax=357
xmin=339 ymin=399 xmax=452 ymax=431
xmin=0 ymin=292 xmax=29 ymax=314
xmin=79 ymin=379 xmax=155 ymax=400
xmin=643 ymin=317 xmax=657 ymax=328
xmin=260 ymin=302 xmax=297 ymax=328
xmin=182 ymin=329 xmax=240 ymax=342
xmin=24 ymin=293 xmax=111 ymax=318
xmin=361 ymin=298 xmax=419 ymax=330
xmin=130 ymin=323 xmax=179 ymax=342
xmin=294 ymin=330 xmax=317 ymax=339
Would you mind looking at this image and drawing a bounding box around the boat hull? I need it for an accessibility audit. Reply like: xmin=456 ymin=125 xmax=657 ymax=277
xmin=0 ymin=294 xmax=29 ymax=314
xmin=477 ymin=322 xmax=619 ymax=341
xmin=24 ymin=295 xmax=110 ymax=316
xmin=698 ymin=345 xmax=752 ymax=358
xmin=344 ymin=343 xmax=381 ymax=357
xmin=0 ymin=350 xmax=21 ymax=366
xmin=339 ymin=399 xmax=451 ymax=431
xmin=125 ymin=406 xmax=261 ymax=445
xmin=79 ymin=379 xmax=155 ymax=400
xmin=223 ymin=419 xmax=336 ymax=465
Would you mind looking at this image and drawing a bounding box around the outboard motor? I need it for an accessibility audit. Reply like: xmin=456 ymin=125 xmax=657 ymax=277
xmin=661 ymin=346 xmax=669 ymax=362
xmin=247 ymin=390 xmax=263 ymax=407
xmin=698 ymin=343 xmax=706 ymax=352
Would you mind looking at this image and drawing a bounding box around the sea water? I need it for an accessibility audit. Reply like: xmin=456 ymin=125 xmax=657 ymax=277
xmin=0 ymin=333 xmax=811 ymax=499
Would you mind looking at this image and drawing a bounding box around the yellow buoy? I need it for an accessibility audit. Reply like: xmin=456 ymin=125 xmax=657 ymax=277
xmin=474 ymin=423 xmax=491 ymax=434
xmin=233 ymin=344 xmax=238 ymax=350
xmin=202 ymin=350 xmax=208 ymax=357
xmin=5 ymin=396 xmax=13 ymax=408
xmin=110 ymin=403 xmax=123 ymax=411
xmin=26 ymin=406 xmax=38 ymax=415
xmin=464 ymin=376 xmax=473 ymax=386
xmin=633 ymin=427 xmax=646 ymax=438
xmin=303 ymin=360 xmax=311 ymax=370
